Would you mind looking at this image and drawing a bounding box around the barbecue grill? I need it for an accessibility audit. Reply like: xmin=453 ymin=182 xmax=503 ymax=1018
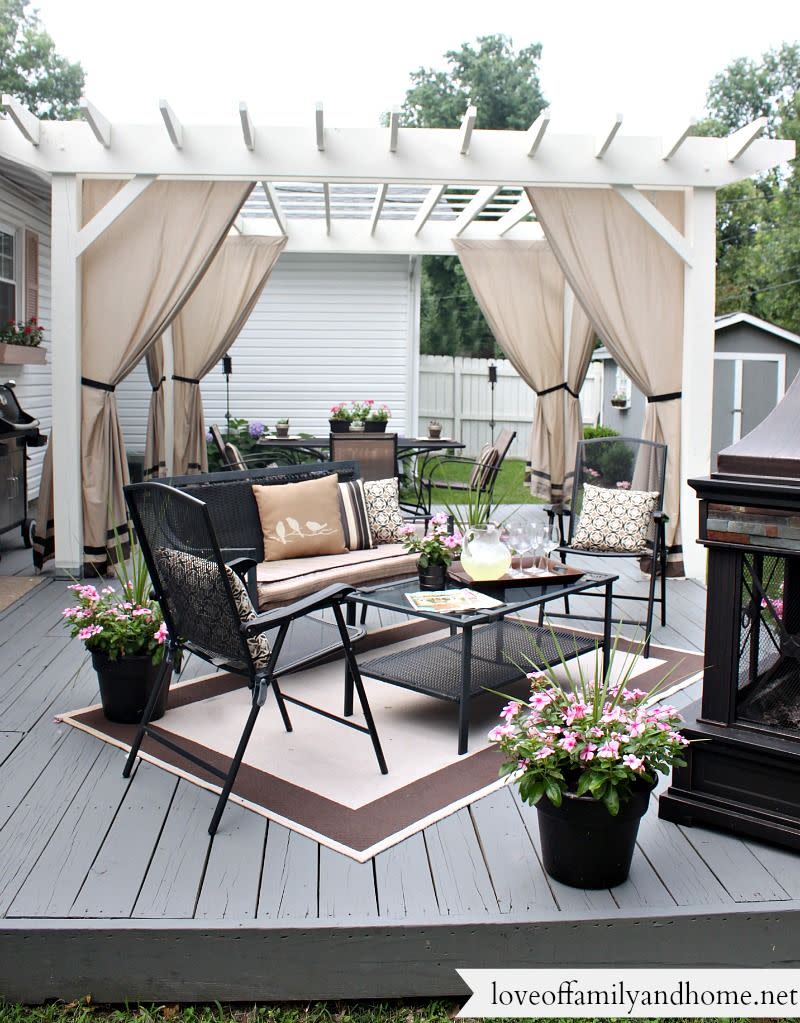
xmin=0 ymin=380 xmax=46 ymax=552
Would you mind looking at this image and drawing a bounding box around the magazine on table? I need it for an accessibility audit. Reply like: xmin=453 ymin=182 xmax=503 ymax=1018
xmin=405 ymin=588 xmax=504 ymax=614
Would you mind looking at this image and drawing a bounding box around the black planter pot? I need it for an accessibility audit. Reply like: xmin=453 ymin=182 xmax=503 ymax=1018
xmin=418 ymin=563 xmax=448 ymax=590
xmin=91 ymin=650 xmax=171 ymax=724
xmin=364 ymin=420 xmax=388 ymax=432
xmin=329 ymin=419 xmax=350 ymax=433
xmin=536 ymin=779 xmax=655 ymax=888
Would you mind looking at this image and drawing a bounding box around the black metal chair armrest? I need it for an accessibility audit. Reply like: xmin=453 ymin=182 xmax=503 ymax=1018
xmin=226 ymin=557 xmax=257 ymax=580
xmin=543 ymin=504 xmax=571 ymax=518
xmin=243 ymin=583 xmax=355 ymax=636
xmin=653 ymin=510 xmax=670 ymax=522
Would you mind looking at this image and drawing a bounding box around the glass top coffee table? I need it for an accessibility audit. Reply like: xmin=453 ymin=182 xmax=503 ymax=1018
xmin=344 ymin=570 xmax=617 ymax=755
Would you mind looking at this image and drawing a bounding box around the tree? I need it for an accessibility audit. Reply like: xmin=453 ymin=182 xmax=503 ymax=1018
xmin=700 ymin=44 xmax=800 ymax=333
xmin=399 ymin=35 xmax=547 ymax=358
xmin=0 ymin=0 xmax=84 ymax=119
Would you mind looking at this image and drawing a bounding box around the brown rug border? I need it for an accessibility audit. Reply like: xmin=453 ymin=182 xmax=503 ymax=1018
xmin=58 ymin=633 xmax=704 ymax=862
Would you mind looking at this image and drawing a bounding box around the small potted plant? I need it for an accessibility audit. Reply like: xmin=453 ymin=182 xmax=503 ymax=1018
xmin=275 ymin=417 xmax=290 ymax=438
xmin=329 ymin=403 xmax=353 ymax=433
xmin=610 ymin=390 xmax=630 ymax=410
xmin=365 ymin=402 xmax=390 ymax=432
xmin=349 ymin=400 xmax=370 ymax=431
xmin=489 ymin=642 xmax=689 ymax=888
xmin=61 ymin=534 xmax=171 ymax=724
xmin=428 ymin=420 xmax=442 ymax=439
xmin=398 ymin=513 xmax=462 ymax=589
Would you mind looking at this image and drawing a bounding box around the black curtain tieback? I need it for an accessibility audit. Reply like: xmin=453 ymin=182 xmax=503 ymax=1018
xmin=536 ymin=381 xmax=579 ymax=399
xmin=172 ymin=374 xmax=200 ymax=385
xmin=647 ymin=391 xmax=682 ymax=403
xmin=152 ymin=376 xmax=167 ymax=392
xmin=81 ymin=377 xmax=115 ymax=392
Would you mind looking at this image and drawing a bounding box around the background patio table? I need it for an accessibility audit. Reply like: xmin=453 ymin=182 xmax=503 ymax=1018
xmin=256 ymin=435 xmax=465 ymax=459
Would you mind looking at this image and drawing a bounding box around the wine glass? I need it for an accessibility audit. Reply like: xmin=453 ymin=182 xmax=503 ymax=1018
xmin=506 ymin=524 xmax=527 ymax=577
xmin=523 ymin=521 xmax=544 ymax=575
xmin=541 ymin=520 xmax=560 ymax=568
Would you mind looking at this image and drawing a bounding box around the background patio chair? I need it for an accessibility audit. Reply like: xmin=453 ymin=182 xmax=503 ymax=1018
xmin=417 ymin=428 xmax=516 ymax=519
xmin=329 ymin=432 xmax=399 ymax=483
xmin=124 ymin=480 xmax=388 ymax=836
xmin=544 ymin=435 xmax=668 ymax=656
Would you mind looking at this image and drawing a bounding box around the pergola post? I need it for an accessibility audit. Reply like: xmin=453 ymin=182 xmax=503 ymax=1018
xmin=680 ymin=186 xmax=717 ymax=580
xmin=50 ymin=174 xmax=83 ymax=575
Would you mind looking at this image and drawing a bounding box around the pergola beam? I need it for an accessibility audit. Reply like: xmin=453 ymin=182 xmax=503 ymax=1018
xmin=595 ymin=114 xmax=623 ymax=158
xmin=1 ymin=95 xmax=40 ymax=146
xmin=388 ymin=109 xmax=399 ymax=153
xmin=239 ymin=102 xmax=255 ymax=151
xmin=453 ymin=186 xmax=499 ymax=237
xmin=76 ymin=175 xmax=157 ymax=256
xmin=727 ymin=117 xmax=768 ymax=162
xmin=315 ymin=103 xmax=325 ymax=152
xmin=412 ymin=185 xmax=446 ymax=235
xmin=459 ymin=105 xmax=477 ymax=155
xmin=496 ymin=193 xmax=533 ymax=236
xmin=662 ymin=118 xmax=697 ymax=160
xmin=159 ymin=100 xmax=183 ymax=149
xmin=79 ymin=98 xmax=111 ymax=148
xmin=322 ymin=181 xmax=331 ymax=233
xmin=369 ymin=183 xmax=388 ymax=235
xmin=262 ymin=181 xmax=288 ymax=235
xmin=612 ymin=184 xmax=694 ymax=266
xmin=526 ymin=108 xmax=550 ymax=157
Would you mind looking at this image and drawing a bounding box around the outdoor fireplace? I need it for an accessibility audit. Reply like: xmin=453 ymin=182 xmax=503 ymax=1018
xmin=659 ymin=373 xmax=800 ymax=849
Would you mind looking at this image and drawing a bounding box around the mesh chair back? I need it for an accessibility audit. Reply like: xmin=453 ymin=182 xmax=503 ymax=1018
xmin=224 ymin=441 xmax=247 ymax=470
xmin=125 ymin=482 xmax=253 ymax=669
xmin=568 ymin=436 xmax=667 ymax=544
xmin=469 ymin=429 xmax=517 ymax=490
xmin=209 ymin=424 xmax=227 ymax=462
xmin=329 ymin=432 xmax=398 ymax=482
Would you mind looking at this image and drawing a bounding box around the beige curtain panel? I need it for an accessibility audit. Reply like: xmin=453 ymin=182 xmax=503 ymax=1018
xmin=453 ymin=238 xmax=595 ymax=503
xmin=35 ymin=178 xmax=253 ymax=572
xmin=527 ymin=186 xmax=685 ymax=565
xmin=170 ymin=235 xmax=287 ymax=476
xmin=143 ymin=337 xmax=166 ymax=480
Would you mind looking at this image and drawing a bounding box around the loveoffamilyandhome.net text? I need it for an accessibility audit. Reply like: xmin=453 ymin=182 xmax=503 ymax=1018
xmin=456 ymin=969 xmax=800 ymax=1018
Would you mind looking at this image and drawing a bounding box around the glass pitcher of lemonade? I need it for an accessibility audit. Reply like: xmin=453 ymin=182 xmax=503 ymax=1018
xmin=459 ymin=524 xmax=512 ymax=581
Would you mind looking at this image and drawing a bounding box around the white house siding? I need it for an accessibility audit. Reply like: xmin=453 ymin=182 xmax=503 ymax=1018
xmin=117 ymin=253 xmax=414 ymax=454
xmin=0 ymin=179 xmax=51 ymax=500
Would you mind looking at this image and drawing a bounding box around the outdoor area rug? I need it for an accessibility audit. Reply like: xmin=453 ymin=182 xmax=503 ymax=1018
xmin=58 ymin=630 xmax=703 ymax=861
xmin=0 ymin=575 xmax=43 ymax=614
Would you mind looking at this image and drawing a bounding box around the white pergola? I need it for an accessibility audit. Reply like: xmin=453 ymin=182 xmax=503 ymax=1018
xmin=0 ymin=95 xmax=794 ymax=579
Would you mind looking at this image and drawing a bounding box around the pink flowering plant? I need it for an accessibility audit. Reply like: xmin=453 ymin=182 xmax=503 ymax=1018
xmin=367 ymin=402 xmax=390 ymax=422
xmin=398 ymin=512 xmax=462 ymax=569
xmin=489 ymin=638 xmax=689 ymax=815
xmin=61 ymin=531 xmax=167 ymax=664
xmin=329 ymin=403 xmax=354 ymax=422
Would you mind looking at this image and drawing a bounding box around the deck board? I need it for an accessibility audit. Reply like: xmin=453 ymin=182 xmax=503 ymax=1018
xmin=4 ymin=568 xmax=800 ymax=996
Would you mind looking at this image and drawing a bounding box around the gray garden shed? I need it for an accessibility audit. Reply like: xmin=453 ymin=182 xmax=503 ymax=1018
xmin=594 ymin=312 xmax=800 ymax=468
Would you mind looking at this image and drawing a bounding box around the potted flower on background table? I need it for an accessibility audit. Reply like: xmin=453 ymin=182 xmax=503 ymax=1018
xmin=61 ymin=538 xmax=171 ymax=724
xmin=399 ymin=512 xmax=462 ymax=589
xmin=489 ymin=643 xmax=689 ymax=888
xmin=365 ymin=402 xmax=390 ymax=432
xmin=329 ymin=403 xmax=353 ymax=432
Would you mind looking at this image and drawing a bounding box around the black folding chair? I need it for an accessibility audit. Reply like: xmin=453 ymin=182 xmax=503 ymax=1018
xmin=124 ymin=481 xmax=388 ymax=836
xmin=544 ymin=436 xmax=668 ymax=657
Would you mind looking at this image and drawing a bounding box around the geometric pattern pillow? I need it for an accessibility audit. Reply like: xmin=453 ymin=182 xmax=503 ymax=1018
xmin=338 ymin=479 xmax=375 ymax=551
xmin=362 ymin=477 xmax=405 ymax=545
xmin=571 ymin=483 xmax=659 ymax=553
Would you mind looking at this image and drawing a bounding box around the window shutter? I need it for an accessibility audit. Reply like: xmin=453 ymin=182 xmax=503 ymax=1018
xmin=25 ymin=230 xmax=39 ymax=322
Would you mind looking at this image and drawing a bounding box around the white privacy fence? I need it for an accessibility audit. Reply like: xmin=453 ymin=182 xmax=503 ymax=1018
xmin=417 ymin=355 xmax=603 ymax=458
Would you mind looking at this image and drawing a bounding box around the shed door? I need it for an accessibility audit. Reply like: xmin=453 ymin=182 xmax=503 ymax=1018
xmin=712 ymin=352 xmax=786 ymax=467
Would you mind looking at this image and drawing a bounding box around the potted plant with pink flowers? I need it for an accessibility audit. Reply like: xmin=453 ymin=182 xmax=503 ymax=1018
xmin=329 ymin=403 xmax=353 ymax=433
xmin=61 ymin=538 xmax=171 ymax=724
xmin=365 ymin=401 xmax=390 ymax=432
xmin=399 ymin=512 xmax=462 ymax=589
xmin=489 ymin=641 xmax=689 ymax=888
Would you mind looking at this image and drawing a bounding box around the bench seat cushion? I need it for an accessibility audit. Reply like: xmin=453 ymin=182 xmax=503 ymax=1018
xmin=256 ymin=544 xmax=419 ymax=607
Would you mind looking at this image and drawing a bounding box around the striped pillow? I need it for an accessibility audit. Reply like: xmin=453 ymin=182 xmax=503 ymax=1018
xmin=338 ymin=479 xmax=375 ymax=551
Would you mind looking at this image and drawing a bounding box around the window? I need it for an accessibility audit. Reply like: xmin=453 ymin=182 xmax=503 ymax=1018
xmin=0 ymin=228 xmax=16 ymax=326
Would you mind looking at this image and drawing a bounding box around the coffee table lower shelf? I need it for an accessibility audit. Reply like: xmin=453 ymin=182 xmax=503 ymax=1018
xmin=361 ymin=619 xmax=597 ymax=719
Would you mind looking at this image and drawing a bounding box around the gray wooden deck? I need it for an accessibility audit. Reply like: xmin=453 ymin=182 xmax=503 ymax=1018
xmin=2 ymin=534 xmax=800 ymax=1003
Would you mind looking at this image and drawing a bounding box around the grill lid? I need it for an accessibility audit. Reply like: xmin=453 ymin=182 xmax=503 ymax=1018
xmin=0 ymin=381 xmax=41 ymax=437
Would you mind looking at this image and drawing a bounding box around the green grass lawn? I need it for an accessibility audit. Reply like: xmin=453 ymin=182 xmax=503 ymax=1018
xmin=0 ymin=1006 xmax=764 ymax=1023
xmin=407 ymin=456 xmax=543 ymax=509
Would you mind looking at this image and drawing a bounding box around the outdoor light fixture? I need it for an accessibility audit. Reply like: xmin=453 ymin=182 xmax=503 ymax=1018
xmin=222 ymin=355 xmax=232 ymax=436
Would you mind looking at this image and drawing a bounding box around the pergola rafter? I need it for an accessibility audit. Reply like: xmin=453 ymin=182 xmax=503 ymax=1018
xmin=0 ymin=96 xmax=794 ymax=579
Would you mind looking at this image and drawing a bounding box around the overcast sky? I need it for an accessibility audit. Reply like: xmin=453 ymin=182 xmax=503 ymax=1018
xmin=34 ymin=0 xmax=800 ymax=134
